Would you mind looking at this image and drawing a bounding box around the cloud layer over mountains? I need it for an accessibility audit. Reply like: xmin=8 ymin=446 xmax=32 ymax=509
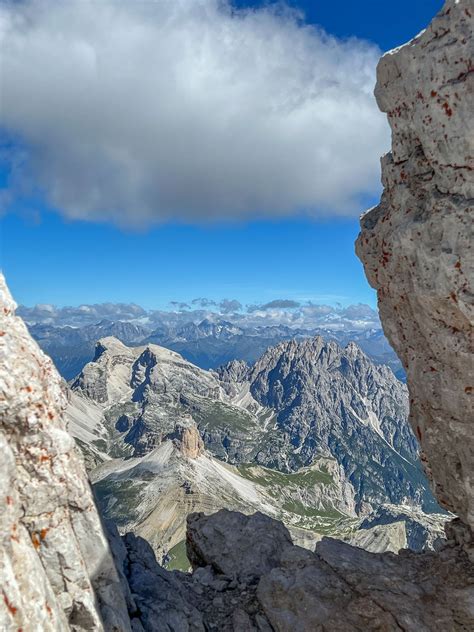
xmin=18 ymin=298 xmax=379 ymax=331
xmin=1 ymin=0 xmax=388 ymax=225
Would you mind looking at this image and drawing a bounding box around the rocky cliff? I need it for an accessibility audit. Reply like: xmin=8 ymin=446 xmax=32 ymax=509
xmin=356 ymin=0 xmax=473 ymax=535
xmin=0 ymin=275 xmax=132 ymax=631
xmin=246 ymin=337 xmax=435 ymax=511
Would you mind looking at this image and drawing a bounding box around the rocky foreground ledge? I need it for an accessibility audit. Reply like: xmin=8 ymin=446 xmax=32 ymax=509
xmin=101 ymin=508 xmax=472 ymax=632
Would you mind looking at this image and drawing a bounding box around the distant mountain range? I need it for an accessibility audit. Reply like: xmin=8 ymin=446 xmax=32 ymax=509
xmin=17 ymin=300 xmax=380 ymax=331
xmin=26 ymin=313 xmax=404 ymax=380
xmin=65 ymin=335 xmax=444 ymax=565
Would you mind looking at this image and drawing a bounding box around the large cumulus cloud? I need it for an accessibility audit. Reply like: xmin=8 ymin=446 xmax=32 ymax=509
xmin=0 ymin=0 xmax=388 ymax=225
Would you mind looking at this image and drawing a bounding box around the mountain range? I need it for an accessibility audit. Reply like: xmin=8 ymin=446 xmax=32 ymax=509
xmin=27 ymin=314 xmax=404 ymax=381
xmin=65 ymin=335 xmax=445 ymax=567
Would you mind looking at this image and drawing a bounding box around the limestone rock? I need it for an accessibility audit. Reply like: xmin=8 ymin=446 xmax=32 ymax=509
xmin=258 ymin=536 xmax=474 ymax=632
xmin=359 ymin=503 xmax=448 ymax=552
xmin=185 ymin=509 xmax=474 ymax=632
xmin=0 ymin=274 xmax=131 ymax=631
xmin=122 ymin=533 xmax=205 ymax=632
xmin=356 ymin=0 xmax=474 ymax=531
xmin=342 ymin=520 xmax=407 ymax=554
xmin=187 ymin=510 xmax=293 ymax=580
xmin=248 ymin=336 xmax=435 ymax=512
xmin=168 ymin=419 xmax=205 ymax=459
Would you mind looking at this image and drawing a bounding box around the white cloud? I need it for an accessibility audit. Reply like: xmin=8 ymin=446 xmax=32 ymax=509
xmin=0 ymin=0 xmax=388 ymax=225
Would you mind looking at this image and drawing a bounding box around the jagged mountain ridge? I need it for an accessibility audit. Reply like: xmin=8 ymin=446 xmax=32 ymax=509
xmin=245 ymin=338 xmax=435 ymax=512
xmin=67 ymin=335 xmax=438 ymax=523
xmin=27 ymin=315 xmax=404 ymax=380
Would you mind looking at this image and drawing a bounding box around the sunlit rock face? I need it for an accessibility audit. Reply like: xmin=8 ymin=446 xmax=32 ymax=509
xmin=0 ymin=274 xmax=131 ymax=631
xmin=356 ymin=0 xmax=473 ymax=533
xmin=171 ymin=420 xmax=205 ymax=459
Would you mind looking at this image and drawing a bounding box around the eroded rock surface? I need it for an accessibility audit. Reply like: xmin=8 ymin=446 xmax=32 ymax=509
xmin=258 ymin=537 xmax=474 ymax=632
xmin=184 ymin=509 xmax=474 ymax=632
xmin=187 ymin=510 xmax=293 ymax=580
xmin=169 ymin=420 xmax=205 ymax=459
xmin=356 ymin=0 xmax=474 ymax=531
xmin=0 ymin=275 xmax=132 ymax=631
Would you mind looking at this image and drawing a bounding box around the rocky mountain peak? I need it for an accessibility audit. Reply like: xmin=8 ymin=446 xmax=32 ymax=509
xmin=167 ymin=418 xmax=205 ymax=459
xmin=214 ymin=359 xmax=249 ymax=384
xmin=72 ymin=336 xmax=135 ymax=404
xmin=93 ymin=335 xmax=132 ymax=360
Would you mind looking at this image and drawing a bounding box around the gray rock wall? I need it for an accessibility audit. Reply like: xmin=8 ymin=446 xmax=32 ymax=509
xmin=356 ymin=0 xmax=474 ymax=532
xmin=0 ymin=275 xmax=131 ymax=631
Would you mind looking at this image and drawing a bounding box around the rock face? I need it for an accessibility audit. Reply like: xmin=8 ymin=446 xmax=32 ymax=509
xmin=169 ymin=419 xmax=205 ymax=459
xmin=258 ymin=535 xmax=474 ymax=632
xmin=246 ymin=337 xmax=436 ymax=512
xmin=0 ymin=275 xmax=132 ymax=631
xmin=184 ymin=509 xmax=474 ymax=632
xmin=356 ymin=0 xmax=473 ymax=531
xmin=187 ymin=511 xmax=293 ymax=580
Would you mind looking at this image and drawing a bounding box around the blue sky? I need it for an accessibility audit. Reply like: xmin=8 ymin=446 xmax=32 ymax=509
xmin=0 ymin=0 xmax=443 ymax=310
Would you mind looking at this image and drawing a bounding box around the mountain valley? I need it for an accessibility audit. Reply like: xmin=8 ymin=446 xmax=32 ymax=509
xmin=65 ymin=335 xmax=446 ymax=568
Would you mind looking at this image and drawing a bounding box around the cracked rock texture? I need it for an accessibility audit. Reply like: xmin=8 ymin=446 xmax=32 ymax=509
xmin=356 ymin=0 xmax=474 ymax=531
xmin=185 ymin=509 xmax=474 ymax=632
xmin=0 ymin=274 xmax=132 ymax=631
xmin=170 ymin=419 xmax=205 ymax=459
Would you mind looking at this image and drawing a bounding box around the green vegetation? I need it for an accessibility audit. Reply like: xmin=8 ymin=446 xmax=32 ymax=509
xmin=94 ymin=479 xmax=144 ymax=526
xmin=104 ymin=401 xmax=140 ymax=430
xmin=236 ymin=462 xmax=351 ymax=533
xmin=193 ymin=400 xmax=258 ymax=433
xmin=75 ymin=438 xmax=105 ymax=469
xmin=165 ymin=540 xmax=191 ymax=572
xmin=237 ymin=463 xmax=334 ymax=487
xmin=91 ymin=438 xmax=108 ymax=452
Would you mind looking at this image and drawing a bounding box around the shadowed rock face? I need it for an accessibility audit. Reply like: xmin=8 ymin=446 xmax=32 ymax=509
xmin=356 ymin=0 xmax=473 ymax=532
xmin=185 ymin=509 xmax=474 ymax=632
